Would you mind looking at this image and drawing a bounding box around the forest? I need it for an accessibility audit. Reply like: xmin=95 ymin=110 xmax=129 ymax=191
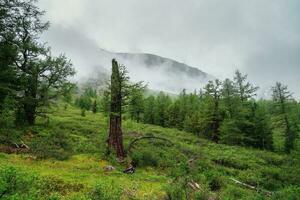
xmin=0 ymin=0 xmax=300 ymax=200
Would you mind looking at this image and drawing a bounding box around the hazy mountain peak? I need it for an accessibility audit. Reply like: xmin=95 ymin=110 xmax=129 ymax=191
xmin=92 ymin=48 xmax=214 ymax=93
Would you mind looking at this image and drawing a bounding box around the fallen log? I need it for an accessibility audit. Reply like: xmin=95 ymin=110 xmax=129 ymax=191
xmin=187 ymin=180 xmax=202 ymax=191
xmin=229 ymin=177 xmax=272 ymax=197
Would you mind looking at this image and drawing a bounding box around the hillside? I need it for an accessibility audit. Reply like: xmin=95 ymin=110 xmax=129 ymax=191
xmin=1 ymin=104 xmax=299 ymax=200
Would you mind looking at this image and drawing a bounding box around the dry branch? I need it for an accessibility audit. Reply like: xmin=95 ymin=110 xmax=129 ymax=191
xmin=229 ymin=177 xmax=272 ymax=197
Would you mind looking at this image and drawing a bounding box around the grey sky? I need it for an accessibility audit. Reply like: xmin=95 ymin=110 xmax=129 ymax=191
xmin=38 ymin=0 xmax=300 ymax=98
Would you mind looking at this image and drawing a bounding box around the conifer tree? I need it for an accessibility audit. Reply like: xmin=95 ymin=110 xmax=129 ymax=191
xmin=128 ymin=84 xmax=145 ymax=122
xmin=92 ymin=99 xmax=97 ymax=114
xmin=249 ymin=101 xmax=273 ymax=150
xmin=203 ymin=79 xmax=222 ymax=142
xmin=154 ymin=92 xmax=172 ymax=127
xmin=272 ymin=82 xmax=298 ymax=153
xmin=234 ymin=70 xmax=258 ymax=102
xmin=143 ymin=96 xmax=156 ymax=124
xmin=0 ymin=0 xmax=75 ymax=125
xmin=99 ymin=90 xmax=110 ymax=116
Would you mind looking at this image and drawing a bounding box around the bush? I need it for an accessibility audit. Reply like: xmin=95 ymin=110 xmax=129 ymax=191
xmin=194 ymin=190 xmax=210 ymax=200
xmin=38 ymin=176 xmax=84 ymax=196
xmin=0 ymin=166 xmax=38 ymax=199
xmin=131 ymin=149 xmax=159 ymax=167
xmin=209 ymin=176 xmax=224 ymax=191
xmin=260 ymin=167 xmax=283 ymax=190
xmin=164 ymin=183 xmax=185 ymax=200
xmin=30 ymin=129 xmax=72 ymax=160
xmin=81 ymin=109 xmax=86 ymax=117
xmin=271 ymin=186 xmax=300 ymax=200
xmin=89 ymin=180 xmax=122 ymax=200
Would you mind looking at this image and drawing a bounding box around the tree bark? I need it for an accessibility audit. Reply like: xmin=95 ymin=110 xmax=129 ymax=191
xmin=108 ymin=114 xmax=125 ymax=158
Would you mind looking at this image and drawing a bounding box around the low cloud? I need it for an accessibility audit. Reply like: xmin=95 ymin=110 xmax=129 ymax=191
xmin=39 ymin=0 xmax=300 ymax=98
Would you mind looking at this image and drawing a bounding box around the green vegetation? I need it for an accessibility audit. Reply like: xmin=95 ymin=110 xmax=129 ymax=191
xmin=0 ymin=104 xmax=299 ymax=199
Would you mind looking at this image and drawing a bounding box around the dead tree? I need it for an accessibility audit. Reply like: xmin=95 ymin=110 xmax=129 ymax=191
xmin=107 ymin=59 xmax=125 ymax=158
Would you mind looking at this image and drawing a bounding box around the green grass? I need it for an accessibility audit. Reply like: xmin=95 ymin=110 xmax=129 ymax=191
xmin=0 ymin=104 xmax=299 ymax=199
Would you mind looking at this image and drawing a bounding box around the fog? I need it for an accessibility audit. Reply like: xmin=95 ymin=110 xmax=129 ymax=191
xmin=38 ymin=0 xmax=300 ymax=98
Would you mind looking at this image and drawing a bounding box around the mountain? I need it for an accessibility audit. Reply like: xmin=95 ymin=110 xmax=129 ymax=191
xmin=43 ymin=26 xmax=214 ymax=94
xmin=81 ymin=48 xmax=214 ymax=94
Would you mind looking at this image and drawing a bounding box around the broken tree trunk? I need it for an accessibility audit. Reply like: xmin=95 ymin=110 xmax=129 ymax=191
xmin=108 ymin=114 xmax=125 ymax=158
xmin=107 ymin=59 xmax=125 ymax=159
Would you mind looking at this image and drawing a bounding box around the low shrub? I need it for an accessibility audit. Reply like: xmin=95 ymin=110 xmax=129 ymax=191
xmin=131 ymin=149 xmax=159 ymax=167
xmin=0 ymin=166 xmax=38 ymax=199
xmin=194 ymin=190 xmax=211 ymax=200
xmin=89 ymin=180 xmax=122 ymax=200
xmin=164 ymin=183 xmax=186 ymax=200
xmin=38 ymin=176 xmax=84 ymax=195
xmin=209 ymin=175 xmax=224 ymax=191
xmin=271 ymin=186 xmax=300 ymax=200
xmin=30 ymin=129 xmax=72 ymax=160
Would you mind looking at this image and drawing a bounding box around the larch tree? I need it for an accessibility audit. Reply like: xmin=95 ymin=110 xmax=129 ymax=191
xmin=1 ymin=0 xmax=75 ymax=125
xmin=203 ymin=79 xmax=222 ymax=142
xmin=92 ymin=99 xmax=98 ymax=114
xmin=143 ymin=96 xmax=156 ymax=124
xmin=272 ymin=82 xmax=298 ymax=153
xmin=127 ymin=83 xmax=145 ymax=123
xmin=234 ymin=70 xmax=258 ymax=102
xmin=0 ymin=0 xmax=18 ymax=112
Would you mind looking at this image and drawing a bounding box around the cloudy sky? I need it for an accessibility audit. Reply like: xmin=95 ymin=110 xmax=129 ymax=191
xmin=38 ymin=0 xmax=300 ymax=98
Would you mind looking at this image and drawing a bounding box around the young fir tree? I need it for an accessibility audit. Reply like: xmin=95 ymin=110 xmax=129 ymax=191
xmin=76 ymin=94 xmax=92 ymax=111
xmin=127 ymin=84 xmax=145 ymax=122
xmin=154 ymin=92 xmax=172 ymax=127
xmin=99 ymin=90 xmax=111 ymax=116
xmin=272 ymin=82 xmax=298 ymax=153
xmin=249 ymin=101 xmax=273 ymax=150
xmin=143 ymin=96 xmax=156 ymax=124
xmin=92 ymin=99 xmax=98 ymax=114
xmin=167 ymin=100 xmax=182 ymax=129
xmin=221 ymin=79 xmax=238 ymax=118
